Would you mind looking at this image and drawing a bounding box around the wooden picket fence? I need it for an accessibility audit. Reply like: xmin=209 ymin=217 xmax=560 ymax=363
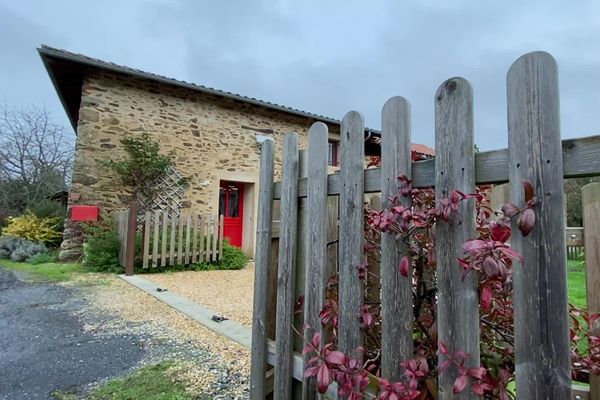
xmin=114 ymin=206 xmax=224 ymax=270
xmin=250 ymin=51 xmax=600 ymax=400
xmin=567 ymin=227 xmax=585 ymax=260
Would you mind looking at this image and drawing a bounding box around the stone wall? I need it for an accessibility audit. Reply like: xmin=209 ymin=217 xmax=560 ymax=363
xmin=60 ymin=68 xmax=341 ymax=260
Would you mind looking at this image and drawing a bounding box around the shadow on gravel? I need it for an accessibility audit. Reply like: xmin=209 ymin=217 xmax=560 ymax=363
xmin=0 ymin=267 xmax=146 ymax=400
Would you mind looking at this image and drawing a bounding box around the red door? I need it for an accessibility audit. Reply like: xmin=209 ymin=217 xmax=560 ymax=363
xmin=219 ymin=181 xmax=244 ymax=248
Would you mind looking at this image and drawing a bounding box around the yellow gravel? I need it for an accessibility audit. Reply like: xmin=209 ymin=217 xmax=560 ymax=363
xmin=144 ymin=263 xmax=255 ymax=327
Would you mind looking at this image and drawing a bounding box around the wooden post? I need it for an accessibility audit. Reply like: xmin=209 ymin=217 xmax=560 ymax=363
xmin=435 ymin=77 xmax=479 ymax=400
xmin=380 ymin=96 xmax=413 ymax=381
xmin=274 ymin=133 xmax=299 ymax=400
xmin=125 ymin=201 xmax=137 ymax=276
xmin=582 ymin=183 xmax=600 ymax=400
xmin=508 ymin=51 xmax=571 ymax=399
xmin=250 ymin=139 xmax=275 ymax=400
xmin=338 ymin=111 xmax=365 ymax=357
xmin=303 ymin=122 xmax=329 ymax=398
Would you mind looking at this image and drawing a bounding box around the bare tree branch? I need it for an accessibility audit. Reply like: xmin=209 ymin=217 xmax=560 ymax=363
xmin=0 ymin=104 xmax=74 ymax=215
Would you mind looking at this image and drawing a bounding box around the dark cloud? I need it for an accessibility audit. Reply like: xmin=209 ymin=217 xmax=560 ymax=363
xmin=1 ymin=0 xmax=599 ymax=150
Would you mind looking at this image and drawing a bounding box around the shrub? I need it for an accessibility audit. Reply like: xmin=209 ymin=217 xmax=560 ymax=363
xmin=82 ymin=221 xmax=123 ymax=273
xmin=3 ymin=213 xmax=62 ymax=244
xmin=27 ymin=198 xmax=67 ymax=220
xmin=215 ymin=241 xmax=248 ymax=270
xmin=0 ymin=235 xmax=48 ymax=261
xmin=0 ymin=235 xmax=23 ymax=258
xmin=10 ymin=241 xmax=47 ymax=262
xmin=28 ymin=251 xmax=59 ymax=264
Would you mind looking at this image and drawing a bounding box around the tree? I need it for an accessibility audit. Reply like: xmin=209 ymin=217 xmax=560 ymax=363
xmin=564 ymin=177 xmax=600 ymax=226
xmin=0 ymin=105 xmax=73 ymax=216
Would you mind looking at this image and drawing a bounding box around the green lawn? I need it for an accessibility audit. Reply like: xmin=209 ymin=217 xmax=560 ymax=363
xmin=86 ymin=363 xmax=194 ymax=400
xmin=567 ymin=259 xmax=587 ymax=308
xmin=0 ymin=259 xmax=82 ymax=282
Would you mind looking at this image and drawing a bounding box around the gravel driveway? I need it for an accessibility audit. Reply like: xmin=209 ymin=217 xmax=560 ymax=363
xmin=0 ymin=266 xmax=250 ymax=399
xmin=145 ymin=263 xmax=255 ymax=327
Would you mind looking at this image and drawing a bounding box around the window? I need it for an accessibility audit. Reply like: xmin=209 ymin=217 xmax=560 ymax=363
xmin=328 ymin=140 xmax=339 ymax=166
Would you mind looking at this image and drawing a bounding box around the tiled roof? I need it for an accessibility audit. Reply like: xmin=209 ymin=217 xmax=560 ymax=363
xmin=38 ymin=45 xmax=434 ymax=156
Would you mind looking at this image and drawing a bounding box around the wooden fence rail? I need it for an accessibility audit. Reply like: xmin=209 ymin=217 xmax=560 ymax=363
xmin=250 ymin=51 xmax=598 ymax=400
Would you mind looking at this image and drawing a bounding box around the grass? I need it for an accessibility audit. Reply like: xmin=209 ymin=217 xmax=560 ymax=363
xmin=0 ymin=259 xmax=82 ymax=282
xmin=567 ymin=259 xmax=587 ymax=308
xmin=86 ymin=363 xmax=194 ymax=400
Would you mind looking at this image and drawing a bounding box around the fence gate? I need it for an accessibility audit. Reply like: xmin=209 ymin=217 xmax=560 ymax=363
xmin=249 ymin=51 xmax=599 ymax=399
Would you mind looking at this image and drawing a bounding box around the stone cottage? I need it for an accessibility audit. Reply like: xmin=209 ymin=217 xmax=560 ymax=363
xmin=38 ymin=45 xmax=434 ymax=258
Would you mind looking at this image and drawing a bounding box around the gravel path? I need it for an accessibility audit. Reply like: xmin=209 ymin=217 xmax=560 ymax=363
xmin=0 ymin=266 xmax=251 ymax=399
xmin=144 ymin=264 xmax=255 ymax=327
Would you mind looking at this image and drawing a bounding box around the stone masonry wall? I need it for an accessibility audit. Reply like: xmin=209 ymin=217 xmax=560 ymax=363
xmin=60 ymin=69 xmax=341 ymax=260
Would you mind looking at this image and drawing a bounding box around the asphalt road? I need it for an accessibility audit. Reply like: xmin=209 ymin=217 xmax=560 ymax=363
xmin=0 ymin=267 xmax=145 ymax=400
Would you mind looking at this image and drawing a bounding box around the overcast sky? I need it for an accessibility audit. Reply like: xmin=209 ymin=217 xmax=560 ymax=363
xmin=1 ymin=0 xmax=599 ymax=150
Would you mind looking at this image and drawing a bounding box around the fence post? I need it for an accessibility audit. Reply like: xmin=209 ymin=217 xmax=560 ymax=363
xmin=435 ymin=77 xmax=479 ymax=399
xmin=507 ymin=51 xmax=571 ymax=399
xmin=582 ymin=183 xmax=600 ymax=400
xmin=338 ymin=111 xmax=365 ymax=358
xmin=303 ymin=122 xmax=329 ymax=398
xmin=250 ymin=139 xmax=275 ymax=400
xmin=273 ymin=133 xmax=300 ymax=400
xmin=125 ymin=201 xmax=137 ymax=276
xmin=380 ymin=96 xmax=413 ymax=381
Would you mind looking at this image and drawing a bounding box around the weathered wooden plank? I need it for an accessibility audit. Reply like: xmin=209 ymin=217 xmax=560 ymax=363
xmin=205 ymin=217 xmax=211 ymax=262
xmin=212 ymin=214 xmax=218 ymax=261
xmin=113 ymin=210 xmax=128 ymax=267
xmin=250 ymin=139 xmax=275 ymax=400
xmin=302 ymin=122 xmax=329 ymax=398
xmin=508 ymin=51 xmax=571 ymax=399
xmin=169 ymin=216 xmax=176 ymax=266
xmin=152 ymin=210 xmax=160 ymax=268
xmin=125 ymin=202 xmax=137 ymax=276
xmin=218 ymin=215 xmax=224 ymax=260
xmin=177 ymin=214 xmax=184 ymax=265
xmin=161 ymin=211 xmax=168 ymax=267
xmin=272 ymin=135 xmax=600 ymax=199
xmin=582 ymin=183 xmax=600 ymax=400
xmin=338 ymin=111 xmax=365 ymax=357
xmin=192 ymin=215 xmax=198 ymax=264
xmin=380 ymin=96 xmax=413 ymax=381
xmin=435 ymin=77 xmax=479 ymax=400
xmin=185 ymin=215 xmax=192 ymax=265
xmin=293 ymin=150 xmax=308 ymax=393
xmin=198 ymin=215 xmax=205 ymax=263
xmin=274 ymin=133 xmax=299 ymax=400
xmin=143 ymin=211 xmax=151 ymax=269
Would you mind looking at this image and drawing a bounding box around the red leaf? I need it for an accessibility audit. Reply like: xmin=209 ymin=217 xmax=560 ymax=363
xmin=304 ymin=366 xmax=319 ymax=378
xmin=399 ymin=256 xmax=410 ymax=277
xmin=325 ymin=350 xmax=345 ymax=365
xmin=490 ymin=222 xmax=511 ymax=242
xmin=517 ymin=208 xmax=535 ymax=236
xmin=453 ymin=374 xmax=469 ymax=394
xmin=468 ymin=367 xmax=487 ymax=380
xmin=523 ymin=180 xmax=534 ymax=202
xmin=438 ymin=341 xmax=448 ymax=355
xmin=482 ymin=256 xmax=500 ymax=278
xmin=501 ymin=203 xmax=520 ymax=218
xmin=316 ymin=363 xmax=331 ymax=393
xmin=480 ymin=285 xmax=492 ymax=309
